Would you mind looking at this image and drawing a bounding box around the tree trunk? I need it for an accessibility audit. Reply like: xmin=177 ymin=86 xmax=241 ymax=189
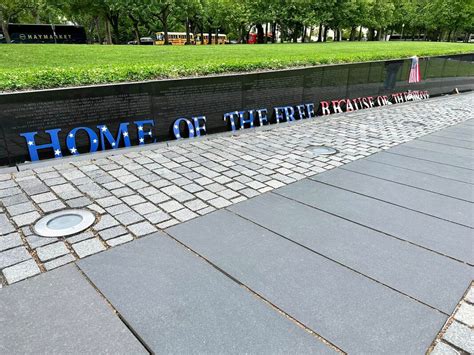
xmin=376 ymin=28 xmax=382 ymax=41
xmin=271 ymin=22 xmax=276 ymax=43
xmin=107 ymin=14 xmax=120 ymax=44
xmin=200 ymin=26 xmax=204 ymax=45
xmin=95 ymin=17 xmax=101 ymax=44
xmin=264 ymin=23 xmax=268 ymax=43
xmin=318 ymin=23 xmax=323 ymax=42
xmin=302 ymin=25 xmax=306 ymax=43
xmin=215 ymin=27 xmax=218 ymax=44
xmin=129 ymin=15 xmax=140 ymax=44
xmin=323 ymin=26 xmax=328 ymax=42
xmin=0 ymin=16 xmax=11 ymax=44
xmin=185 ymin=17 xmax=190 ymax=44
xmin=349 ymin=26 xmax=356 ymax=41
xmin=256 ymin=23 xmax=264 ymax=43
xmin=208 ymin=27 xmax=212 ymax=45
xmin=358 ymin=26 xmax=362 ymax=41
xmin=105 ymin=19 xmax=113 ymax=44
xmin=163 ymin=19 xmax=169 ymax=44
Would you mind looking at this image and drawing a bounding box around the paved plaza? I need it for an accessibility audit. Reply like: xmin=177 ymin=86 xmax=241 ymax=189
xmin=0 ymin=92 xmax=473 ymax=353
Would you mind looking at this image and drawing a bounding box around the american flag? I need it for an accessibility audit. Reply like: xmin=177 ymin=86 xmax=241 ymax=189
xmin=408 ymin=56 xmax=421 ymax=83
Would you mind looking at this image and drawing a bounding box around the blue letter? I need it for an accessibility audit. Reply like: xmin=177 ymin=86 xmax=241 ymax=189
xmin=273 ymin=107 xmax=285 ymax=123
xmin=239 ymin=111 xmax=254 ymax=130
xmin=284 ymin=106 xmax=296 ymax=122
xmin=134 ymin=120 xmax=156 ymax=145
xmin=306 ymin=103 xmax=316 ymax=118
xmin=296 ymin=105 xmax=306 ymax=120
xmin=97 ymin=123 xmax=131 ymax=150
xmin=20 ymin=129 xmax=62 ymax=162
xmin=192 ymin=116 xmax=207 ymax=137
xmin=255 ymin=109 xmax=268 ymax=126
xmin=173 ymin=118 xmax=195 ymax=139
xmin=223 ymin=111 xmax=239 ymax=131
xmin=66 ymin=127 xmax=99 ymax=155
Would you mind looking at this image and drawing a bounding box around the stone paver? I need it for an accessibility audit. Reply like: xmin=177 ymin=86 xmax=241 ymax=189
xmin=167 ymin=209 xmax=447 ymax=353
xmin=0 ymin=93 xmax=472 ymax=285
xmin=228 ymin=191 xmax=472 ymax=314
xmin=2 ymin=259 xmax=40 ymax=284
xmin=276 ymin=179 xmax=473 ymax=264
xmin=312 ymin=168 xmax=473 ymax=227
xmin=78 ymin=234 xmax=335 ymax=354
xmin=443 ymin=321 xmax=474 ymax=353
xmin=0 ymin=233 xmax=23 ymax=252
xmin=36 ymin=242 xmax=69 ymax=262
xmin=0 ymin=265 xmax=146 ymax=353
xmin=72 ymin=238 xmax=106 ymax=258
xmin=429 ymin=284 xmax=474 ymax=354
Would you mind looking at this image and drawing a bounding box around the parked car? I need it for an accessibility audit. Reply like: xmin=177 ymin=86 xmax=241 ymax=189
xmin=127 ymin=37 xmax=155 ymax=45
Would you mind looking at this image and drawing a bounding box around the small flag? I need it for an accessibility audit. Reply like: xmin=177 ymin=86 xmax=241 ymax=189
xmin=408 ymin=56 xmax=421 ymax=83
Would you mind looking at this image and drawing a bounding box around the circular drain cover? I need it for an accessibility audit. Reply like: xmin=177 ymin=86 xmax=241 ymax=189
xmin=310 ymin=145 xmax=339 ymax=156
xmin=34 ymin=209 xmax=95 ymax=238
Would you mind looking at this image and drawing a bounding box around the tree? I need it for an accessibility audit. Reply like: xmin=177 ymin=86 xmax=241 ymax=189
xmin=145 ymin=0 xmax=174 ymax=44
xmin=0 ymin=0 xmax=35 ymax=43
xmin=175 ymin=0 xmax=202 ymax=44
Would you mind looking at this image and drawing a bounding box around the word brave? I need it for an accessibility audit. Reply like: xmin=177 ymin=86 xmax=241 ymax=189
xmin=20 ymin=90 xmax=429 ymax=162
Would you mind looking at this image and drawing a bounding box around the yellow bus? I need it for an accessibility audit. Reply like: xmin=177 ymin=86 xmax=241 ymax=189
xmin=196 ymin=33 xmax=227 ymax=45
xmin=155 ymin=32 xmax=195 ymax=45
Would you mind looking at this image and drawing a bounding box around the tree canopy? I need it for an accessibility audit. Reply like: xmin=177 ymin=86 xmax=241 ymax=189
xmin=1 ymin=0 xmax=473 ymax=44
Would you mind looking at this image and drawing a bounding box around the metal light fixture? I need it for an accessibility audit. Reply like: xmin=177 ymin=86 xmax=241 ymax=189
xmin=34 ymin=209 xmax=95 ymax=238
xmin=309 ymin=145 xmax=339 ymax=156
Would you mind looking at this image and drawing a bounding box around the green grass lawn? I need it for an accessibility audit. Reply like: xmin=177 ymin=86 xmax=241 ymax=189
xmin=0 ymin=42 xmax=472 ymax=91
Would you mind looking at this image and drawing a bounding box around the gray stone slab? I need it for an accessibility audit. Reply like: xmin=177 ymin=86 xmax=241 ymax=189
xmin=441 ymin=125 xmax=474 ymax=136
xmin=310 ymin=169 xmax=474 ymax=228
xmin=167 ymin=210 xmax=447 ymax=353
xmin=340 ymin=159 xmax=474 ymax=202
xmin=0 ymin=265 xmax=146 ymax=354
xmin=78 ymin=233 xmax=332 ymax=354
xmin=419 ymin=134 xmax=474 ymax=150
xmin=229 ymin=192 xmax=472 ymax=313
xmin=367 ymin=152 xmax=474 ymax=184
xmin=404 ymin=140 xmax=474 ymax=159
xmin=431 ymin=130 xmax=474 ymax=143
xmin=275 ymin=179 xmax=474 ymax=264
xmin=387 ymin=145 xmax=474 ymax=170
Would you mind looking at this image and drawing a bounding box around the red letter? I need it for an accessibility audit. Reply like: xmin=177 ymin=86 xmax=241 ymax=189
xmin=345 ymin=99 xmax=355 ymax=112
xmin=320 ymin=101 xmax=331 ymax=115
xmin=331 ymin=99 xmax=344 ymax=113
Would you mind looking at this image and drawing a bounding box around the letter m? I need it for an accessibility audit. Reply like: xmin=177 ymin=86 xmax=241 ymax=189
xmin=97 ymin=123 xmax=131 ymax=150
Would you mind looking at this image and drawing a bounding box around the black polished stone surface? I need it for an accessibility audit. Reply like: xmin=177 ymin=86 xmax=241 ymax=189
xmin=0 ymin=54 xmax=472 ymax=166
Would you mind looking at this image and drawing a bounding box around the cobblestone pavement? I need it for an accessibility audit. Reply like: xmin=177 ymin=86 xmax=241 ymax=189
xmin=0 ymin=92 xmax=473 ymax=288
xmin=430 ymin=283 xmax=474 ymax=354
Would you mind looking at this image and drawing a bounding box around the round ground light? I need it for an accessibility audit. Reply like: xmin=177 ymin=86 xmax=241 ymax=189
xmin=309 ymin=145 xmax=339 ymax=156
xmin=34 ymin=209 xmax=95 ymax=238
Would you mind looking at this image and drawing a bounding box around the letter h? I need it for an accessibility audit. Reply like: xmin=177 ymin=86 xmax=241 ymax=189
xmin=20 ymin=129 xmax=62 ymax=162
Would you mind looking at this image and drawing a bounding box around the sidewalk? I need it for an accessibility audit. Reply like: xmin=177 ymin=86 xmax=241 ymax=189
xmin=1 ymin=93 xmax=473 ymax=353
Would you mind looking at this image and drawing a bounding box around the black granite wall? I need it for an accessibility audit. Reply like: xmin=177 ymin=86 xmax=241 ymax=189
xmin=0 ymin=53 xmax=472 ymax=166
